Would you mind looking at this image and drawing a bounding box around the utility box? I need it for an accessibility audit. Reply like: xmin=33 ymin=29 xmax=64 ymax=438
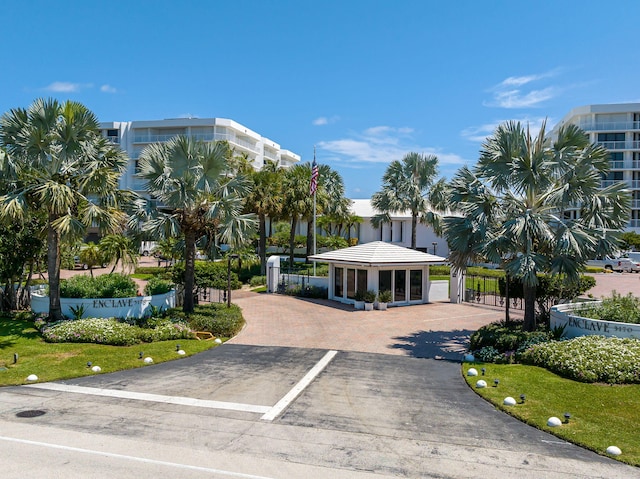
xmin=266 ymin=256 xmax=281 ymax=293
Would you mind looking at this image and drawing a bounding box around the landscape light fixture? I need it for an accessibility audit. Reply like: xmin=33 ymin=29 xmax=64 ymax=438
xmin=481 ymin=368 xmax=486 ymax=376
xmin=87 ymin=362 xmax=92 ymax=368
xmin=139 ymin=352 xmax=144 ymax=359
xmin=176 ymin=344 xmax=181 ymax=352
xmin=564 ymin=412 xmax=571 ymax=424
xmin=13 ymin=353 xmax=18 ymax=364
xmin=520 ymin=394 xmax=526 ymax=403
xmin=493 ymin=379 xmax=499 ymax=387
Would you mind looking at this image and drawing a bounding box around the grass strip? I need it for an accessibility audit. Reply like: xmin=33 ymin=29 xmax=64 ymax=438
xmin=462 ymin=362 xmax=640 ymax=466
xmin=0 ymin=315 xmax=218 ymax=386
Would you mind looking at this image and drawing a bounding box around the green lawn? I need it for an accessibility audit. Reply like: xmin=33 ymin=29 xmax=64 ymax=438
xmin=463 ymin=362 xmax=640 ymax=466
xmin=0 ymin=315 xmax=218 ymax=386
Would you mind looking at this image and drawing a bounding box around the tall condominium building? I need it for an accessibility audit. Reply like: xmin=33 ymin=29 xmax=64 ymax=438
xmin=99 ymin=117 xmax=300 ymax=194
xmin=552 ymin=103 xmax=640 ymax=232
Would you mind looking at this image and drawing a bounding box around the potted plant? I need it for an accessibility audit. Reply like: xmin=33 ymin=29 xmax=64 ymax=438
xmin=363 ymin=289 xmax=376 ymax=311
xmin=376 ymin=290 xmax=392 ymax=310
xmin=354 ymin=290 xmax=365 ymax=310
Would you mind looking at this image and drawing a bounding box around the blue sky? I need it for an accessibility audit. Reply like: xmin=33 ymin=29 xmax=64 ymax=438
xmin=2 ymin=0 xmax=640 ymax=198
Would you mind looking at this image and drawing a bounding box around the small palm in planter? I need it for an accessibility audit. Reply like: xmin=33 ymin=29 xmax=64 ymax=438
xmin=376 ymin=290 xmax=392 ymax=310
xmin=354 ymin=289 xmax=365 ymax=310
xmin=363 ymin=289 xmax=376 ymax=311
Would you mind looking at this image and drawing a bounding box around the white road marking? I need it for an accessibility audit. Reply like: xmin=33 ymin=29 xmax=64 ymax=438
xmin=24 ymin=383 xmax=271 ymax=414
xmin=0 ymin=435 xmax=276 ymax=478
xmin=261 ymin=350 xmax=338 ymax=421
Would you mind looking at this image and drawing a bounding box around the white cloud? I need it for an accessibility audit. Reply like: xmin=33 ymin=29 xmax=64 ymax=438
xmin=318 ymin=126 xmax=467 ymax=171
xmin=461 ymin=117 xmax=551 ymax=143
xmin=43 ymin=81 xmax=83 ymax=92
xmin=485 ymin=69 xmax=562 ymax=109
xmin=313 ymin=115 xmax=340 ymax=126
xmin=100 ymin=84 xmax=117 ymax=93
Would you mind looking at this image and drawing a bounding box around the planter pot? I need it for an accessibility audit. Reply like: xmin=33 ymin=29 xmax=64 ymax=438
xmin=364 ymin=302 xmax=374 ymax=311
xmin=354 ymin=300 xmax=365 ymax=310
xmin=376 ymin=302 xmax=388 ymax=311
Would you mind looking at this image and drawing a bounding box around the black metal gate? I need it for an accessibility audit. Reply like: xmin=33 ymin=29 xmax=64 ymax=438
xmin=464 ymin=274 xmax=523 ymax=310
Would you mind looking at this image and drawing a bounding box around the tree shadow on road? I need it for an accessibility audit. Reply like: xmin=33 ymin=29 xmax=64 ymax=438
xmin=390 ymin=329 xmax=474 ymax=361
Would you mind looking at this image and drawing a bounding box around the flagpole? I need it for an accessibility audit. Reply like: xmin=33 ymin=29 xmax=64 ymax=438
xmin=313 ymin=146 xmax=317 ymax=276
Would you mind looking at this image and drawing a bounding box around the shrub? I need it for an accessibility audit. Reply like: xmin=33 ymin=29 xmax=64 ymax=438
xmin=430 ymin=265 xmax=451 ymax=276
xmin=59 ymin=274 xmax=137 ymax=299
xmin=363 ymin=289 xmax=377 ymax=303
xmin=40 ymin=316 xmax=195 ymax=345
xmin=249 ymin=275 xmax=266 ymax=287
xmin=469 ymin=320 xmax=552 ymax=362
xmin=41 ymin=318 xmax=141 ymax=345
xmin=143 ymin=277 xmax=174 ymax=296
xmin=575 ymin=292 xmax=640 ymax=324
xmin=134 ymin=266 xmax=168 ymax=275
xmin=168 ymin=303 xmax=245 ymax=337
xmin=377 ymin=290 xmax=392 ymax=303
xmin=283 ymin=285 xmax=328 ymax=299
xmin=520 ymin=336 xmax=640 ymax=384
xmin=171 ymin=261 xmax=241 ymax=290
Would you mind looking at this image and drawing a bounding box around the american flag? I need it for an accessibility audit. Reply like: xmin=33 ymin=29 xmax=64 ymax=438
xmin=310 ymin=157 xmax=319 ymax=195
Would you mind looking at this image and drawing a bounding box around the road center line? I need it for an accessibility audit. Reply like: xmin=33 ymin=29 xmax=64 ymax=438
xmin=0 ymin=435 xmax=276 ymax=479
xmin=23 ymin=383 xmax=271 ymax=414
xmin=261 ymin=350 xmax=338 ymax=421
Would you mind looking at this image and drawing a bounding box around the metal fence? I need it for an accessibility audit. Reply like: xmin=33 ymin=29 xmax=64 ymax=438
xmin=463 ymin=274 xmax=523 ymax=310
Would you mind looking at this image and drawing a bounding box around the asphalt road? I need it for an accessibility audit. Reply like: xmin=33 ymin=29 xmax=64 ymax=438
xmin=0 ymin=344 xmax=637 ymax=479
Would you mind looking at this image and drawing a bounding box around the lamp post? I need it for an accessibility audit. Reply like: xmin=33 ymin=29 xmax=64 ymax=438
xmin=432 ymin=242 xmax=437 ymax=255
xmin=227 ymin=254 xmax=239 ymax=308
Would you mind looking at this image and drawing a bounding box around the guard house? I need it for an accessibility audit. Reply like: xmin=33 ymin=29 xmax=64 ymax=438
xmin=308 ymin=241 xmax=447 ymax=307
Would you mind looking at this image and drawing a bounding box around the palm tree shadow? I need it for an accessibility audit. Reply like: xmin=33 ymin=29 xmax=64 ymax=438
xmin=390 ymin=329 xmax=474 ymax=361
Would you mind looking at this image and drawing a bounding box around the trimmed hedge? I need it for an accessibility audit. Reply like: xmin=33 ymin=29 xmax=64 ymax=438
xmin=59 ymin=274 xmax=137 ymax=299
xmin=171 ymin=261 xmax=241 ymax=290
xmin=143 ymin=277 xmax=174 ymax=296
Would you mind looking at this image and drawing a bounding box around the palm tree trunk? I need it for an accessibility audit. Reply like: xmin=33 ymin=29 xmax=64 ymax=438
xmin=289 ymin=217 xmax=297 ymax=269
xmin=183 ymin=229 xmax=197 ymax=313
xmin=523 ymin=283 xmax=537 ymax=331
xmin=47 ymin=220 xmax=63 ymax=321
xmin=259 ymin=214 xmax=267 ymax=275
xmin=411 ymin=213 xmax=418 ymax=249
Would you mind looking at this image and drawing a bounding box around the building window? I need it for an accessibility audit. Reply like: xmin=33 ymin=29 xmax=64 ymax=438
xmin=394 ymin=270 xmax=406 ymax=302
xmin=379 ymin=270 xmax=392 ymax=295
xmin=598 ymin=133 xmax=625 ymax=142
xmin=410 ymin=270 xmax=422 ymax=301
xmin=346 ymin=269 xmax=356 ymax=299
xmin=334 ymin=267 xmax=343 ymax=298
xmin=357 ymin=269 xmax=367 ymax=294
xmin=610 ymin=152 xmax=624 ymax=169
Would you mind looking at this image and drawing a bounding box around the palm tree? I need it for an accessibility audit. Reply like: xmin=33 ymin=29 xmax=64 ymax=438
xmin=282 ymin=163 xmax=315 ymax=266
xmin=244 ymin=160 xmax=284 ymax=274
xmin=132 ymin=135 xmax=256 ymax=313
xmin=0 ymin=98 xmax=131 ymax=320
xmin=371 ymin=152 xmax=440 ymax=249
xmin=99 ymin=234 xmax=138 ymax=274
xmin=442 ymin=120 xmax=630 ymax=331
xmin=282 ymin=162 xmax=348 ymax=265
xmin=79 ymin=242 xmax=103 ymax=278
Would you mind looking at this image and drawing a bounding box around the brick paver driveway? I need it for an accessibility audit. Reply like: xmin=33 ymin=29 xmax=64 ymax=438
xmin=230 ymin=293 xmax=516 ymax=359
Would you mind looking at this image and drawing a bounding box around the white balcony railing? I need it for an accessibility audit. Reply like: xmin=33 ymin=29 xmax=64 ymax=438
xmin=579 ymin=121 xmax=640 ymax=131
xmin=597 ymin=141 xmax=640 ymax=150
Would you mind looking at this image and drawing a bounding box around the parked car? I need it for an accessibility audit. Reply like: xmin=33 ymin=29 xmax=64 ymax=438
xmin=139 ymin=241 xmax=158 ymax=256
xmin=587 ymin=256 xmax=640 ymax=272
